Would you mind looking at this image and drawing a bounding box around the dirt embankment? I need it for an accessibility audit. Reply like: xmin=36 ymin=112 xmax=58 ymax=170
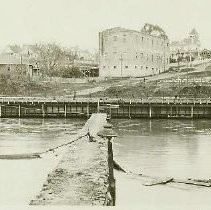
xmin=91 ymin=65 xmax=211 ymax=99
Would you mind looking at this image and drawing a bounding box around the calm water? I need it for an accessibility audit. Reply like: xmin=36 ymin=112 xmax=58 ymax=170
xmin=112 ymin=119 xmax=211 ymax=208
xmin=0 ymin=118 xmax=85 ymax=155
xmin=1 ymin=117 xmax=211 ymax=207
xmin=112 ymin=119 xmax=211 ymax=179
xmin=0 ymin=118 xmax=85 ymax=205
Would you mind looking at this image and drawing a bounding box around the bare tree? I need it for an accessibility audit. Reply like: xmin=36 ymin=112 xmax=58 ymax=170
xmin=36 ymin=43 xmax=65 ymax=76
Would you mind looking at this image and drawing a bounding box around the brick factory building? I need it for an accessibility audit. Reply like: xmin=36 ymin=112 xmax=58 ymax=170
xmin=99 ymin=24 xmax=170 ymax=77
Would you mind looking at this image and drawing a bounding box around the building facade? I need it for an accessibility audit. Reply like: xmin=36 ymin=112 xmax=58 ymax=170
xmin=0 ymin=44 xmax=41 ymax=78
xmin=99 ymin=27 xmax=170 ymax=77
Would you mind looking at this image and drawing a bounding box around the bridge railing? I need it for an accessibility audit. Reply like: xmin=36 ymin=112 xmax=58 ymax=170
xmin=0 ymin=96 xmax=211 ymax=104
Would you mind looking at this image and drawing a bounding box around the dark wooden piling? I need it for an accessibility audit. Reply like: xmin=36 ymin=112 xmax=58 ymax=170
xmin=107 ymin=137 xmax=116 ymax=206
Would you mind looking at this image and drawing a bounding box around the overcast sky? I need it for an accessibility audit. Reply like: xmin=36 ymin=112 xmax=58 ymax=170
xmin=0 ymin=0 xmax=211 ymax=51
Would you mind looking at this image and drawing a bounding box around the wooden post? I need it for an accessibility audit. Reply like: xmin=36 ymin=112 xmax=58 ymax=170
xmin=149 ymin=105 xmax=152 ymax=118
xmin=108 ymin=137 xmax=115 ymax=206
xmin=42 ymin=104 xmax=45 ymax=118
xmin=87 ymin=103 xmax=89 ymax=118
xmin=18 ymin=104 xmax=21 ymax=118
xmin=170 ymin=106 xmax=173 ymax=117
xmin=0 ymin=105 xmax=1 ymax=117
xmin=191 ymin=106 xmax=194 ymax=118
xmin=69 ymin=105 xmax=72 ymax=114
xmin=97 ymin=99 xmax=100 ymax=113
xmin=149 ymin=119 xmax=152 ymax=132
xmin=176 ymin=105 xmax=178 ymax=116
xmin=129 ymin=100 xmax=131 ymax=118
xmin=128 ymin=105 xmax=131 ymax=118
xmin=64 ymin=104 xmax=67 ymax=118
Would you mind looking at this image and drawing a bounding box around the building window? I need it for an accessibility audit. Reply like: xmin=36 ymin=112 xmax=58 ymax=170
xmin=123 ymin=34 xmax=127 ymax=42
xmin=114 ymin=65 xmax=117 ymax=69
xmin=125 ymin=65 xmax=128 ymax=69
xmin=142 ymin=37 xmax=144 ymax=42
xmin=113 ymin=36 xmax=117 ymax=41
xmin=167 ymin=43 xmax=169 ymax=47
xmin=136 ymin=55 xmax=138 ymax=59
xmin=146 ymin=66 xmax=148 ymax=70
xmin=134 ymin=65 xmax=137 ymax=68
xmin=103 ymin=66 xmax=106 ymax=68
xmin=141 ymin=66 xmax=143 ymax=69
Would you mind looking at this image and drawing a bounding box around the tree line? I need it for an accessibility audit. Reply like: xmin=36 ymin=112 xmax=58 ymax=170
xmin=0 ymin=43 xmax=96 ymax=95
xmin=34 ymin=43 xmax=85 ymax=78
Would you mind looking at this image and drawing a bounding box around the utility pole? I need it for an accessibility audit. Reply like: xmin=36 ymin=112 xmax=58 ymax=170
xmin=20 ymin=54 xmax=23 ymax=72
xmin=119 ymin=53 xmax=123 ymax=77
xmin=177 ymin=49 xmax=180 ymax=70
xmin=189 ymin=50 xmax=192 ymax=67
xmin=163 ymin=37 xmax=166 ymax=72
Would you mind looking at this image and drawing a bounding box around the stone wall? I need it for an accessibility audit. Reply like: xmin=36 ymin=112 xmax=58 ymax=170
xmin=30 ymin=113 xmax=115 ymax=206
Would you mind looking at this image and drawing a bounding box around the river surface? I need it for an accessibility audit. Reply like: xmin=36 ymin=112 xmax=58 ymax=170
xmin=1 ymin=118 xmax=211 ymax=208
xmin=0 ymin=118 xmax=85 ymax=205
xmin=112 ymin=119 xmax=211 ymax=208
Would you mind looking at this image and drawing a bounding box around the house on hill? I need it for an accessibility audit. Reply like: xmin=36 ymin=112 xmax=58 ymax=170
xmin=170 ymin=28 xmax=201 ymax=64
xmin=0 ymin=45 xmax=40 ymax=78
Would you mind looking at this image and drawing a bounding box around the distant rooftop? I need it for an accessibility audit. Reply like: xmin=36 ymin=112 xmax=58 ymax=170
xmin=101 ymin=23 xmax=169 ymax=40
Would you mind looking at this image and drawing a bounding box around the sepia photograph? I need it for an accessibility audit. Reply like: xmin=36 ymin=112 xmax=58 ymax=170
xmin=0 ymin=0 xmax=211 ymax=209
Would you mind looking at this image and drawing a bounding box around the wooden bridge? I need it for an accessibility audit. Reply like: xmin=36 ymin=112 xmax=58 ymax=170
xmin=0 ymin=97 xmax=211 ymax=119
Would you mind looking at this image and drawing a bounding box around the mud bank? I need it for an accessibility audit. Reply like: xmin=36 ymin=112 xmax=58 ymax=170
xmin=30 ymin=114 xmax=115 ymax=206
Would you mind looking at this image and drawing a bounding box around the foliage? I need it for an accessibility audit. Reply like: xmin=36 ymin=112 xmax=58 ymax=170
xmin=60 ymin=66 xmax=83 ymax=78
xmin=0 ymin=65 xmax=29 ymax=95
xmin=141 ymin=23 xmax=168 ymax=39
xmin=36 ymin=43 xmax=66 ymax=76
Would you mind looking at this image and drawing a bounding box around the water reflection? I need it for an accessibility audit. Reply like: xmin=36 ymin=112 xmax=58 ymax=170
xmin=112 ymin=119 xmax=211 ymax=179
xmin=0 ymin=118 xmax=85 ymax=155
xmin=0 ymin=118 xmax=86 ymax=205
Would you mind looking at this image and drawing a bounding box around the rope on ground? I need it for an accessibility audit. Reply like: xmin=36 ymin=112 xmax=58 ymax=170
xmin=0 ymin=132 xmax=91 ymax=160
xmin=113 ymin=159 xmax=211 ymax=187
xmin=40 ymin=133 xmax=89 ymax=156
